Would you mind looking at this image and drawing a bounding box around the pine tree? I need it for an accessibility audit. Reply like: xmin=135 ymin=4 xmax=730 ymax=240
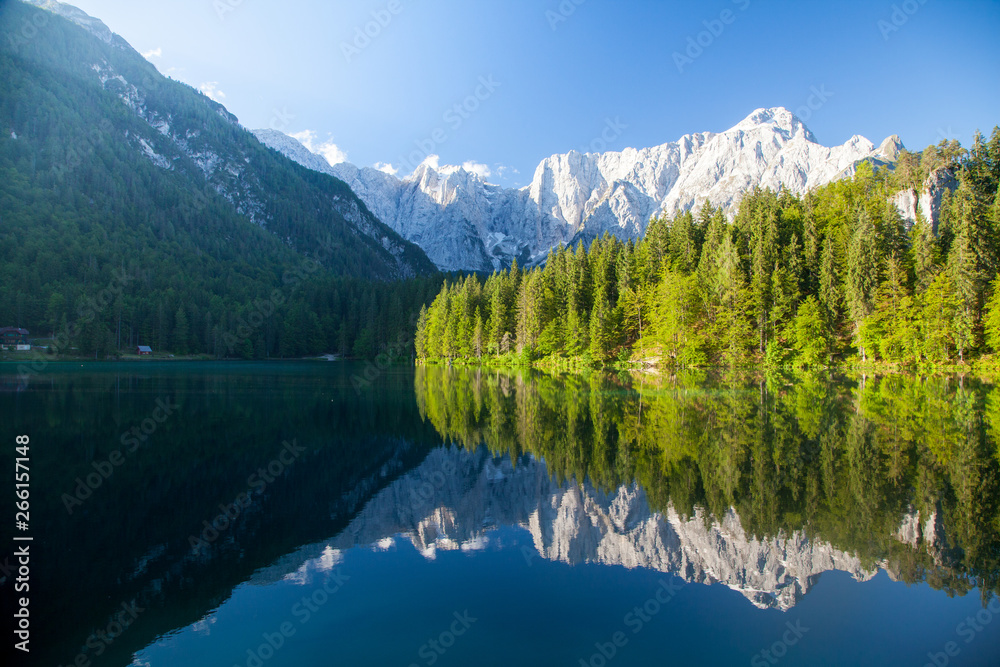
xmin=911 ymin=211 xmax=937 ymax=291
xmin=793 ymin=296 xmax=828 ymax=366
xmin=668 ymin=210 xmax=699 ymax=273
xmin=921 ymin=272 xmax=960 ymax=362
xmin=172 ymin=305 xmax=189 ymax=355
xmin=414 ymin=305 xmax=429 ymax=359
xmin=712 ymin=234 xmax=752 ymax=365
xmin=818 ymin=235 xmax=841 ymax=324
xmin=653 ymin=269 xmax=703 ymax=365
xmin=846 ymin=211 xmax=879 ymax=361
xmin=472 ymin=307 xmax=485 ymax=359
xmin=984 ymin=276 xmax=1000 ymax=353
xmin=589 ymin=296 xmax=616 ymax=362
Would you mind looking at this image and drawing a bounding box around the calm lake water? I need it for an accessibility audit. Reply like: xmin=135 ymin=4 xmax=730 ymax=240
xmin=2 ymin=362 xmax=999 ymax=667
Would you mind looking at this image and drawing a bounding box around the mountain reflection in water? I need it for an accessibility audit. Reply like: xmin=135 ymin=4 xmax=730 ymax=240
xmin=409 ymin=367 xmax=1000 ymax=606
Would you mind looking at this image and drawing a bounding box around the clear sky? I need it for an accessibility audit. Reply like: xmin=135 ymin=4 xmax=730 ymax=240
xmin=67 ymin=0 xmax=1000 ymax=187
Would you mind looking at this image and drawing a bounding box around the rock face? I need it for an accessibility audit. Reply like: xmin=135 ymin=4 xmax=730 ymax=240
xmin=21 ymin=0 xmax=124 ymax=46
xmin=891 ymin=167 xmax=958 ymax=233
xmin=256 ymin=108 xmax=899 ymax=272
xmin=315 ymin=447 xmax=876 ymax=611
xmin=254 ymin=129 xmax=533 ymax=272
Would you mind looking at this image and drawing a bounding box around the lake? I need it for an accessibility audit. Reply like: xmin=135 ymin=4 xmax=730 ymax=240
xmin=2 ymin=362 xmax=999 ymax=666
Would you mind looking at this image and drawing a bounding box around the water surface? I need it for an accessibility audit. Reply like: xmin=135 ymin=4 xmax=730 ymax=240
xmin=2 ymin=363 xmax=998 ymax=666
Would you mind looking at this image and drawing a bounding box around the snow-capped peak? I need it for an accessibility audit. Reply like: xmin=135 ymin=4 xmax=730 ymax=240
xmin=406 ymin=155 xmax=493 ymax=184
xmin=254 ymin=109 xmax=901 ymax=273
xmin=734 ymin=106 xmax=816 ymax=142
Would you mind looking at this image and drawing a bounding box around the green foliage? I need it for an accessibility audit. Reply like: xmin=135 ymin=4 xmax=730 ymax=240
xmin=984 ymin=277 xmax=1000 ymax=353
xmin=793 ymin=296 xmax=827 ymax=366
xmin=417 ymin=139 xmax=1000 ymax=368
xmin=416 ymin=366 xmax=1000 ymax=600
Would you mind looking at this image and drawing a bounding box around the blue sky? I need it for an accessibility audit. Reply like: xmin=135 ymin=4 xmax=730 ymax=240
xmin=69 ymin=0 xmax=1000 ymax=187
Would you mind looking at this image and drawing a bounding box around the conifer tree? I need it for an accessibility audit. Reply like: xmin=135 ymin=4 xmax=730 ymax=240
xmin=983 ymin=276 xmax=1000 ymax=353
xmin=173 ymin=306 xmax=189 ymax=355
xmin=473 ymin=307 xmax=485 ymax=359
xmin=847 ymin=211 xmax=879 ymax=360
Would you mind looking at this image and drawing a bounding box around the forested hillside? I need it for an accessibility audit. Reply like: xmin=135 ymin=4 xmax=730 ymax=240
xmin=0 ymin=0 xmax=437 ymax=358
xmin=416 ymin=133 xmax=1000 ymax=368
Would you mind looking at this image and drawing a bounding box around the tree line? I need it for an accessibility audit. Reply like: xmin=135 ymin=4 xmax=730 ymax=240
xmin=416 ymin=130 xmax=1000 ymax=368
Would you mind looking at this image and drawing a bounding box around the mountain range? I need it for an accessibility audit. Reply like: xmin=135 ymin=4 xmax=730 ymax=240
xmin=255 ymin=446 xmax=953 ymax=612
xmin=12 ymin=0 xmax=939 ymax=279
xmin=256 ymin=109 xmax=907 ymax=272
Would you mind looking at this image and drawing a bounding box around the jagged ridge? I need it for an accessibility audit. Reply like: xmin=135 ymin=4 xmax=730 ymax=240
xmin=256 ymin=108 xmax=901 ymax=272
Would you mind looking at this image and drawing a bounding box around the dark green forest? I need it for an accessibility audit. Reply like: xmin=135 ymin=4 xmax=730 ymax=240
xmin=0 ymin=0 xmax=438 ymax=360
xmin=416 ymin=133 xmax=1000 ymax=369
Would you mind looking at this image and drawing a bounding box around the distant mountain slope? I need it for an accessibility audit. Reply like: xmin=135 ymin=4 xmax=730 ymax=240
xmin=3 ymin=0 xmax=434 ymax=282
xmin=257 ymin=109 xmax=901 ymax=272
xmin=0 ymin=0 xmax=437 ymax=356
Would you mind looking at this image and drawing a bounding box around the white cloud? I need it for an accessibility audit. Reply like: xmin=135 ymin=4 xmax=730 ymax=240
xmin=142 ymin=47 xmax=162 ymax=60
xmin=316 ymin=142 xmax=348 ymax=166
xmin=409 ymin=155 xmax=493 ymax=181
xmin=418 ymin=154 xmax=441 ymax=170
xmin=374 ymin=162 xmax=399 ymax=176
xmin=198 ymin=82 xmax=226 ymax=102
xmin=289 ymin=129 xmax=317 ymax=150
xmin=289 ymin=130 xmax=348 ymax=166
xmin=461 ymin=161 xmax=491 ymax=179
xmin=494 ymin=165 xmax=520 ymax=179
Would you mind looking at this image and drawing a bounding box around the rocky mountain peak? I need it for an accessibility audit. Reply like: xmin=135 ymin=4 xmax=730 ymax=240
xmin=876 ymin=134 xmax=905 ymax=161
xmin=734 ymin=106 xmax=816 ymax=142
xmin=21 ymin=0 xmax=121 ymax=46
xmin=256 ymin=110 xmax=899 ymax=272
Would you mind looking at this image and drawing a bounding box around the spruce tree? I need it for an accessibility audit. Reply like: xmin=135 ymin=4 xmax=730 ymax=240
xmin=847 ymin=211 xmax=879 ymax=360
xmin=173 ymin=305 xmax=189 ymax=355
